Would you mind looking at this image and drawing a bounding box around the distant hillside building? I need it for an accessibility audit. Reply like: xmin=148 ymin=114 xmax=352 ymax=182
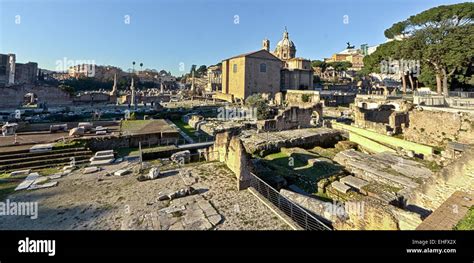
xmin=325 ymin=44 xmax=379 ymax=71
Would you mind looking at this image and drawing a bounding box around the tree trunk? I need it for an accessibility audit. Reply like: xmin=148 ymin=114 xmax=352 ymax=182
xmin=436 ymin=74 xmax=442 ymax=95
xmin=441 ymin=68 xmax=449 ymax=97
xmin=401 ymin=73 xmax=407 ymax=94
xmin=408 ymin=73 xmax=415 ymax=92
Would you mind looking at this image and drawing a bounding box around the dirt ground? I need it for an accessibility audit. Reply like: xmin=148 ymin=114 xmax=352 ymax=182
xmin=0 ymin=161 xmax=290 ymax=230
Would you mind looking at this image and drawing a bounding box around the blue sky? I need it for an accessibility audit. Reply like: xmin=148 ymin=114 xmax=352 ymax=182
xmin=0 ymin=0 xmax=467 ymax=76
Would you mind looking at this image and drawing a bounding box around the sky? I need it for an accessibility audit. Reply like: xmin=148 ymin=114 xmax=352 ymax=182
xmin=0 ymin=0 xmax=467 ymax=76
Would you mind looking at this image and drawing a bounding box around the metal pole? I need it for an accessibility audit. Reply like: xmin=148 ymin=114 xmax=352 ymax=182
xmin=139 ymin=141 xmax=143 ymax=170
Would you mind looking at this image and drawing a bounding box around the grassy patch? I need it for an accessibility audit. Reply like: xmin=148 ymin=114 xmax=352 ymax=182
xmin=410 ymin=158 xmax=442 ymax=173
xmin=262 ymin=150 xmax=342 ymax=193
xmin=0 ymin=181 xmax=19 ymax=201
xmin=171 ymin=119 xmax=198 ymax=139
xmin=120 ymin=120 xmax=151 ymax=133
xmin=53 ymin=140 xmax=85 ymax=150
xmin=310 ymin=147 xmax=339 ymax=159
xmin=361 ymin=182 xmax=401 ymax=194
xmin=453 ymin=206 xmax=474 ymax=230
xmin=37 ymin=167 xmax=61 ymax=176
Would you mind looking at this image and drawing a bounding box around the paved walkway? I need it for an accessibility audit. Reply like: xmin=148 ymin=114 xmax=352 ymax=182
xmin=416 ymin=191 xmax=473 ymax=230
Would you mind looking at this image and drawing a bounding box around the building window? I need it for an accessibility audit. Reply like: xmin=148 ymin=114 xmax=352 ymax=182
xmin=260 ymin=63 xmax=266 ymax=73
xmin=233 ymin=64 xmax=237 ymax=73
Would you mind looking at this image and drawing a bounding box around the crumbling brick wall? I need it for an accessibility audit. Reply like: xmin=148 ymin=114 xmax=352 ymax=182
xmin=353 ymin=104 xmax=408 ymax=134
xmin=403 ymin=109 xmax=474 ymax=147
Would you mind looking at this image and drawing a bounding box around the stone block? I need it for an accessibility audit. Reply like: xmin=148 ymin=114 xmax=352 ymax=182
xmin=10 ymin=169 xmax=31 ymax=177
xmin=84 ymin=166 xmax=100 ymax=174
xmin=114 ymin=168 xmax=131 ymax=176
xmin=331 ymin=181 xmax=351 ymax=194
xmin=340 ymin=176 xmax=369 ymax=191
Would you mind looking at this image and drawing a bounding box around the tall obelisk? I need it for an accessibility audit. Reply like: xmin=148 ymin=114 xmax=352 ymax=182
xmin=130 ymin=77 xmax=136 ymax=108
xmin=110 ymin=73 xmax=118 ymax=104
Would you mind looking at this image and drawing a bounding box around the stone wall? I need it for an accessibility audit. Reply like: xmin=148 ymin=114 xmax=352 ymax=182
xmin=204 ymin=131 xmax=254 ymax=190
xmin=281 ymin=189 xmax=421 ymax=230
xmin=73 ymin=92 xmax=110 ymax=103
xmin=212 ymin=92 xmax=234 ymax=103
xmin=284 ymin=90 xmax=320 ymax=104
xmin=245 ymin=55 xmax=281 ymax=99
xmin=353 ymin=104 xmax=409 ymax=134
xmin=256 ymin=103 xmax=323 ymax=132
xmin=403 ymin=109 xmax=474 ymax=147
xmin=79 ymin=131 xmax=179 ymax=151
xmin=17 ymin=121 xmax=117 ymax=132
xmin=407 ymin=146 xmax=474 ymax=212
xmin=240 ymin=128 xmax=341 ymax=156
xmin=333 ymin=197 xmax=422 ymax=230
xmin=0 ymin=84 xmax=73 ymax=108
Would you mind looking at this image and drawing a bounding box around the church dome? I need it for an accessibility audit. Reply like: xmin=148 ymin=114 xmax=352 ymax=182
xmin=276 ymin=32 xmax=295 ymax=49
xmin=274 ymin=28 xmax=296 ymax=60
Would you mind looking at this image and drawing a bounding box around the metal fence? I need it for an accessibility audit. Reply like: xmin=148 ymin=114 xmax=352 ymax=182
xmin=248 ymin=172 xmax=332 ymax=231
xmin=449 ymin=91 xmax=474 ymax=98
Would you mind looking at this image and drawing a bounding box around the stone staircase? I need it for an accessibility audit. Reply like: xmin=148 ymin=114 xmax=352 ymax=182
xmin=0 ymin=147 xmax=93 ymax=173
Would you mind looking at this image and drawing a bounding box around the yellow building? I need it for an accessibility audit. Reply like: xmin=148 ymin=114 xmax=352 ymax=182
xmin=214 ymin=28 xmax=313 ymax=102
xmin=221 ymin=50 xmax=282 ymax=102
xmin=325 ymin=48 xmax=365 ymax=71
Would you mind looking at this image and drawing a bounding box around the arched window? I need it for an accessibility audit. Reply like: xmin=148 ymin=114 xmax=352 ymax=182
xmin=233 ymin=64 xmax=237 ymax=73
xmin=260 ymin=63 xmax=266 ymax=73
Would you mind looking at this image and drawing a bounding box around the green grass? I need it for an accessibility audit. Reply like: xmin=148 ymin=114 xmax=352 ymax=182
xmin=120 ymin=120 xmax=151 ymax=133
xmin=361 ymin=182 xmax=402 ymax=194
xmin=262 ymin=150 xmax=342 ymax=193
xmin=309 ymin=147 xmax=338 ymax=159
xmin=53 ymin=140 xmax=85 ymax=150
xmin=171 ymin=119 xmax=199 ymax=139
xmin=0 ymin=181 xmax=19 ymax=201
xmin=454 ymin=206 xmax=474 ymax=230
xmin=37 ymin=167 xmax=62 ymax=176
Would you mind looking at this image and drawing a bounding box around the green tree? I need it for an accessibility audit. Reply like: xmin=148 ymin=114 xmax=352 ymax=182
xmin=245 ymin=94 xmax=270 ymax=120
xmin=382 ymin=2 xmax=474 ymax=95
xmin=196 ymin=65 xmax=207 ymax=76
xmin=311 ymin=60 xmax=328 ymax=71
xmin=326 ymin=61 xmax=352 ymax=81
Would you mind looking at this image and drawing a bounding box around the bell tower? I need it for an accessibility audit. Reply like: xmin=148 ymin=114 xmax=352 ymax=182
xmin=262 ymin=38 xmax=270 ymax=51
